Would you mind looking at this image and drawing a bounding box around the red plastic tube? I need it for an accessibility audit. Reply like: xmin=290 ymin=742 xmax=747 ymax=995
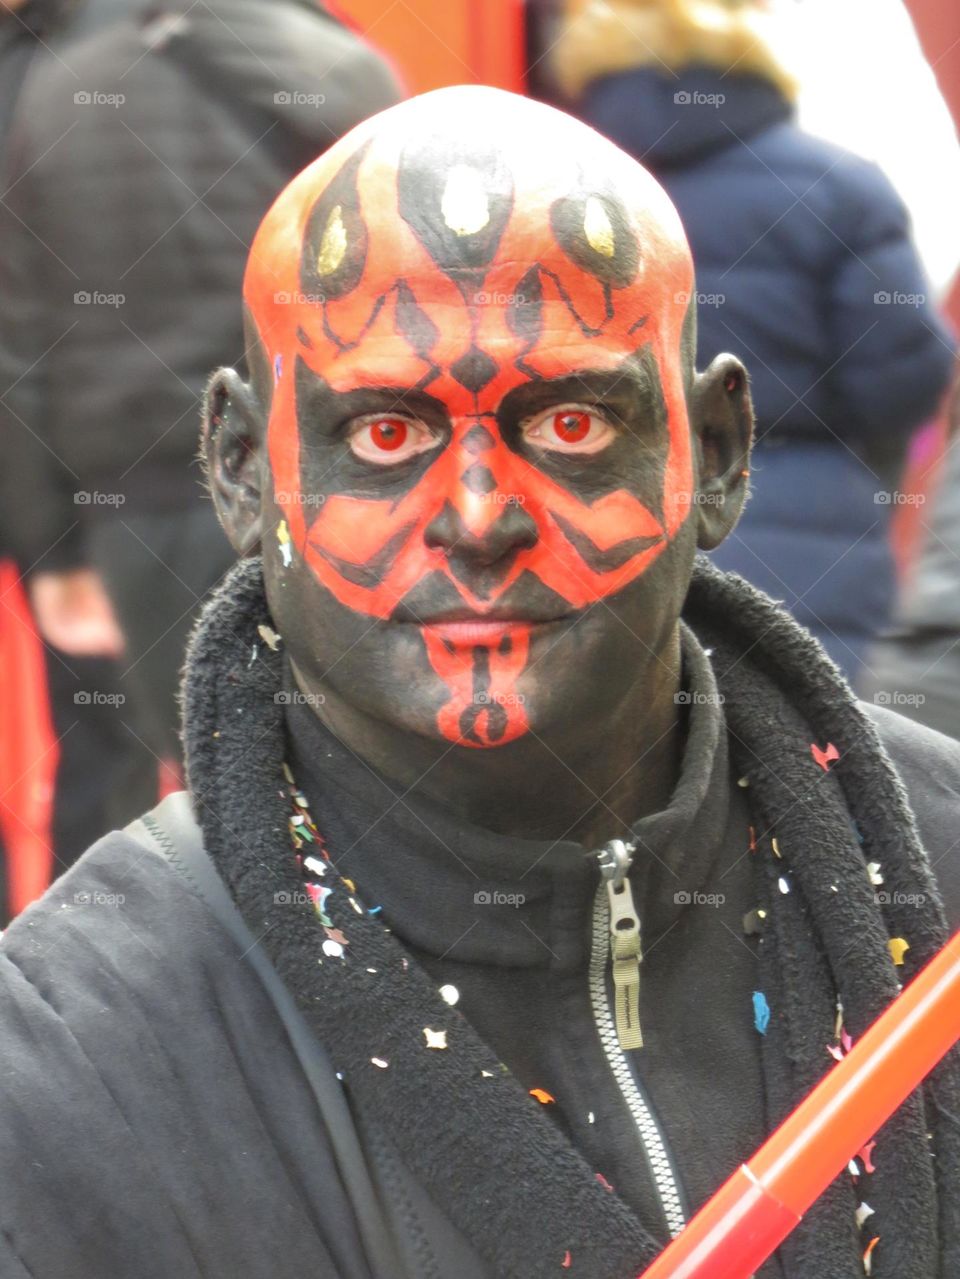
xmin=637 ymin=930 xmax=960 ymax=1279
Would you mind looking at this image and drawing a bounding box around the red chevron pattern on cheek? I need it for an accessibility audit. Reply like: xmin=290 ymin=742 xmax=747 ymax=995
xmin=300 ymin=414 xmax=668 ymax=619
xmin=296 ymin=409 xmax=671 ymax=748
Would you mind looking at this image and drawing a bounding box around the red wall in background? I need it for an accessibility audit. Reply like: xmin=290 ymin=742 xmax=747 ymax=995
xmin=334 ymin=0 xmax=526 ymax=96
xmin=905 ymin=0 xmax=960 ymax=328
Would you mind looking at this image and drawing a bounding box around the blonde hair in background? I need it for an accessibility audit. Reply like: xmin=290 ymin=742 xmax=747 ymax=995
xmin=552 ymin=0 xmax=798 ymax=102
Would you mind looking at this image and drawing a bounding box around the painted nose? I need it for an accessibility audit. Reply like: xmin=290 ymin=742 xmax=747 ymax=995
xmin=423 ymin=490 xmax=538 ymax=599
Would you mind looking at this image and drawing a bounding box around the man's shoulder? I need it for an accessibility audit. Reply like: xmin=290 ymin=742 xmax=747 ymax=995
xmin=860 ymin=702 xmax=960 ymax=929
xmin=0 ymin=824 xmax=237 ymax=1045
xmin=0 ymin=825 xmax=352 ymax=1275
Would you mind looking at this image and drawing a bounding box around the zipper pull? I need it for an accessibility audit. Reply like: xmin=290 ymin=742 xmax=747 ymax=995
xmin=597 ymin=839 xmax=643 ymax=1051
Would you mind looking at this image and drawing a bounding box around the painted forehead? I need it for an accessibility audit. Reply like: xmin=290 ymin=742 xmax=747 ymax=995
xmin=243 ymin=89 xmax=694 ymax=404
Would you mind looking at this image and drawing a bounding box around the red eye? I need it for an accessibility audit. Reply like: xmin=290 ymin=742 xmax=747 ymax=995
xmin=349 ymin=415 xmax=440 ymax=465
xmin=369 ymin=418 xmax=409 ymax=451
xmin=553 ymin=411 xmax=591 ymax=443
xmin=524 ymin=407 xmax=613 ymax=454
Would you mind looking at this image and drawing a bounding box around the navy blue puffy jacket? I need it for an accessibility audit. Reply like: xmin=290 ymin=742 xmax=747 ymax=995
xmin=580 ymin=65 xmax=956 ymax=680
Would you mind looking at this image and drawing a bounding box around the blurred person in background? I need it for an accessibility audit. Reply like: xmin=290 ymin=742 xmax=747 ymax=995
xmin=1 ymin=0 xmax=145 ymax=899
xmin=0 ymin=0 xmax=400 ymax=839
xmin=543 ymin=0 xmax=955 ymax=681
xmin=863 ymin=365 xmax=960 ymax=739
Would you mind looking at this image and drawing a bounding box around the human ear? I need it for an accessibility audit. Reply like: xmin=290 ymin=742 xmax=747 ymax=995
xmin=202 ymin=367 xmax=268 ymax=556
xmin=689 ymin=355 xmax=754 ymax=550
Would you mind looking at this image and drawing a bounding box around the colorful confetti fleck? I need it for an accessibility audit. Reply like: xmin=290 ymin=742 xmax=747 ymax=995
xmin=858 ymin=1140 xmax=877 ymax=1174
xmin=530 ymin=1088 xmax=556 ymax=1105
xmin=855 ymin=1202 xmax=875 ymax=1229
xmin=753 ymin=991 xmax=771 ymax=1035
xmin=257 ymin=624 xmax=281 ymax=651
xmin=276 ymin=519 xmax=293 ymax=567
xmin=562 ymin=1250 xmax=572 ymax=1268
xmin=863 ymin=1236 xmax=880 ymax=1275
xmin=812 ymin=742 xmax=840 ymax=771
xmin=888 ymin=937 xmax=910 ymax=966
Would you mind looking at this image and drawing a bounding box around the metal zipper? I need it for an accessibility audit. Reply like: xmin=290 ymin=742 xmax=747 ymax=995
xmin=589 ymin=839 xmax=686 ymax=1239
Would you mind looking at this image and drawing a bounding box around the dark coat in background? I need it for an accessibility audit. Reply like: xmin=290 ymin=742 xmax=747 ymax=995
xmin=0 ymin=0 xmax=133 ymax=563
xmin=0 ymin=0 xmax=400 ymax=572
xmin=865 ymin=421 xmax=960 ymax=740
xmin=577 ymin=65 xmax=956 ymax=681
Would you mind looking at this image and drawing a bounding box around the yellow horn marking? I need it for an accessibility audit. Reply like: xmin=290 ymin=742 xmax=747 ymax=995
xmin=584 ymin=196 xmax=615 ymax=258
xmin=316 ymin=205 xmax=347 ymax=276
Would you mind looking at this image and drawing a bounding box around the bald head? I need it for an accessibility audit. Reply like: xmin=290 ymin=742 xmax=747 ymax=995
xmin=243 ymin=86 xmax=696 ymax=404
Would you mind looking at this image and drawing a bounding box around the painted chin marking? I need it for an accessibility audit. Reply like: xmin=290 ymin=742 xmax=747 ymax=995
xmin=417 ymin=624 xmax=534 ymax=748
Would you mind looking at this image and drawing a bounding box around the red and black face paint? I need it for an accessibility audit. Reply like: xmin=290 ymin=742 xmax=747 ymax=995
xmin=244 ymin=90 xmax=695 ymax=748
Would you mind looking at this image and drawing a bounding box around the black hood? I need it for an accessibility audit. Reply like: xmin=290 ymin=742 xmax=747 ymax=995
xmin=144 ymin=0 xmax=397 ymax=153
xmin=582 ymin=63 xmax=793 ymax=171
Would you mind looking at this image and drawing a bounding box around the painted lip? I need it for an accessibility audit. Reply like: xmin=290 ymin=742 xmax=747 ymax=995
xmin=414 ymin=610 xmax=572 ymax=646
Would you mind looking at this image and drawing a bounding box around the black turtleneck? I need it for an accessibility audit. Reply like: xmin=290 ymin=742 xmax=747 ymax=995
xmin=285 ymin=625 xmax=772 ymax=1255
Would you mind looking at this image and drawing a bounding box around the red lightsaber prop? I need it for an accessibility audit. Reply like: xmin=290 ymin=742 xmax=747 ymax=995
xmin=637 ymin=930 xmax=960 ymax=1279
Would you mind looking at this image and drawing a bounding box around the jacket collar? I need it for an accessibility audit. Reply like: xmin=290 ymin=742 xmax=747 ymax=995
xmin=284 ymin=623 xmax=729 ymax=972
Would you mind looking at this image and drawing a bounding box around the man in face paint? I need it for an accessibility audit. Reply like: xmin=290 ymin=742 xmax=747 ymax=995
xmin=5 ymin=87 xmax=960 ymax=1279
xmin=205 ymin=85 xmax=752 ymax=843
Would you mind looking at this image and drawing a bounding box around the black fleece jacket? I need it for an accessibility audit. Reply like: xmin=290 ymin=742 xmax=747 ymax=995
xmin=0 ymin=633 xmax=957 ymax=1276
